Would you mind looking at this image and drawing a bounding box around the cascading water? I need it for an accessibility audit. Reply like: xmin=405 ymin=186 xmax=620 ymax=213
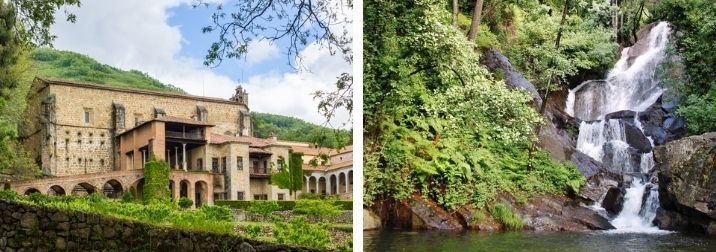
xmin=566 ymin=22 xmax=672 ymax=232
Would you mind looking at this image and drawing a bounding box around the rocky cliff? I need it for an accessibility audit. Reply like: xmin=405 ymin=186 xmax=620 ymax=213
xmin=654 ymin=132 xmax=716 ymax=235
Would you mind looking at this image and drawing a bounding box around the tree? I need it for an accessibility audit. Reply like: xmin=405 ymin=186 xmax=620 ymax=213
xmin=193 ymin=0 xmax=353 ymax=124
xmin=271 ymin=151 xmax=304 ymax=199
xmin=467 ymin=0 xmax=484 ymax=42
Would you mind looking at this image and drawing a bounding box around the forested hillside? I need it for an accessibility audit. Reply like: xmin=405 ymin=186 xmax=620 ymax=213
xmin=30 ymin=48 xmax=185 ymax=93
xmin=252 ymin=112 xmax=351 ymax=148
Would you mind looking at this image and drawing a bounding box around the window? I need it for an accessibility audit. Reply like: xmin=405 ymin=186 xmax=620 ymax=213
xmin=253 ymin=194 xmax=268 ymax=200
xmin=237 ymin=156 xmax=243 ymax=170
xmin=221 ymin=157 xmax=227 ymax=173
xmin=277 ymin=193 xmax=285 ymax=201
xmin=237 ymin=191 xmax=244 ymax=200
xmin=83 ymin=110 xmax=91 ymax=124
xmin=212 ymin=158 xmax=219 ymax=173
xmin=197 ymin=158 xmax=203 ymax=169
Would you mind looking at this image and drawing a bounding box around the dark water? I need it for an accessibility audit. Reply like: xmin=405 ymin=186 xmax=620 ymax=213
xmin=365 ymin=230 xmax=716 ymax=252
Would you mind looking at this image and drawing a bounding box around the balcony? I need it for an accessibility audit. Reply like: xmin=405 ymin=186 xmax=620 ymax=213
xmin=166 ymin=130 xmax=203 ymax=140
xmin=250 ymin=167 xmax=270 ymax=179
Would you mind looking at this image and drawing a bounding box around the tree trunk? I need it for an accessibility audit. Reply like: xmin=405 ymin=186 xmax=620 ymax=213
xmin=452 ymin=0 xmax=459 ymax=28
xmin=467 ymin=0 xmax=484 ymax=42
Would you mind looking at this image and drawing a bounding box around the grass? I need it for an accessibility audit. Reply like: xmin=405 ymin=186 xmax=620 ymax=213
xmin=237 ymin=221 xmax=352 ymax=232
xmin=490 ymin=203 xmax=524 ymax=231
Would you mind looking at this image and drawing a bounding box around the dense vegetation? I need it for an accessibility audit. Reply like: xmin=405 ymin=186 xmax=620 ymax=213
xmin=30 ymin=48 xmax=185 ymax=93
xmin=364 ymin=0 xmax=587 ymax=211
xmin=252 ymin=112 xmax=352 ymax=148
xmin=651 ymin=0 xmax=716 ymax=134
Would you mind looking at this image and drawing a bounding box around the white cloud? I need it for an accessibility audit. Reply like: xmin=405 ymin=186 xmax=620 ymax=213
xmin=49 ymin=0 xmax=351 ymax=127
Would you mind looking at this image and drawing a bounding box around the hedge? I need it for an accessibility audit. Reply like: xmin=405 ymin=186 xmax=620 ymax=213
xmin=215 ymin=200 xmax=353 ymax=211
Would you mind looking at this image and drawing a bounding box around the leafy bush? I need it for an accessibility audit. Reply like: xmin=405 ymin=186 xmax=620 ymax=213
xmin=178 ymin=197 xmax=193 ymax=209
xmin=245 ymin=224 xmax=262 ymax=239
xmin=198 ymin=205 xmax=233 ymax=221
xmin=336 ymin=236 xmax=353 ymax=252
xmin=273 ymin=217 xmax=331 ymax=249
xmin=215 ymin=200 xmax=352 ymax=211
xmin=246 ymin=201 xmax=281 ymax=216
xmin=491 ymin=203 xmax=524 ymax=231
xmin=0 ymin=189 xmax=18 ymax=201
xmin=298 ymin=193 xmax=322 ymax=200
xmin=121 ymin=190 xmax=135 ymax=203
xmin=293 ymin=200 xmax=341 ymax=217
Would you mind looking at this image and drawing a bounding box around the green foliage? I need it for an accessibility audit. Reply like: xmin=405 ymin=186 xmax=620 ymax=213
xmin=245 ymin=224 xmax=262 ymax=239
xmin=490 ymin=203 xmax=524 ymax=231
xmin=652 ymin=0 xmax=716 ymax=134
xmin=273 ymin=217 xmax=331 ymax=249
xmin=178 ymin=197 xmax=193 ymax=209
xmin=336 ymin=236 xmax=353 ymax=252
xmin=363 ymin=0 xmax=587 ymax=210
xmin=6 ymin=193 xmax=236 ymax=234
xmin=121 ymin=190 xmax=136 ymax=203
xmin=30 ymin=47 xmax=185 ymax=93
xmin=215 ymin=200 xmax=353 ymax=211
xmin=293 ymin=200 xmax=341 ymax=217
xmin=143 ymin=159 xmax=171 ymax=203
xmin=0 ymin=189 xmax=18 ymax=201
xmin=297 ymin=193 xmax=323 ymax=200
xmin=271 ymin=152 xmax=305 ymax=198
xmin=246 ymin=200 xmax=281 ymax=216
xmin=251 ymin=112 xmax=351 ymax=148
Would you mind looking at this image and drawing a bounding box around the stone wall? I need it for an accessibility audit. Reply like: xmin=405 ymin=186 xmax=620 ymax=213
xmin=0 ymin=200 xmax=314 ymax=251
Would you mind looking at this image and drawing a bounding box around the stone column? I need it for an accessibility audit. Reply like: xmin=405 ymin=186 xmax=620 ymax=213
xmin=172 ymin=181 xmax=179 ymax=200
xmin=182 ymin=143 xmax=187 ymax=171
xmin=188 ymin=181 xmax=196 ymax=209
xmin=326 ymin=175 xmax=332 ymax=195
xmin=174 ymin=147 xmax=178 ymax=169
xmin=345 ymin=174 xmax=349 ymax=194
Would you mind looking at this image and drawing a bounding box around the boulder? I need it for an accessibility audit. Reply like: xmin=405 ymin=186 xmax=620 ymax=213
xmin=455 ymin=205 xmax=501 ymax=231
xmin=408 ymin=195 xmax=464 ymax=231
xmin=561 ymin=203 xmax=616 ymax=230
xmin=539 ymin=89 xmax=580 ymax=162
xmin=578 ymin=170 xmax=622 ymax=203
xmin=571 ymin=151 xmax=604 ymax=178
xmin=481 ymin=48 xmax=542 ymax=108
xmin=602 ymin=141 xmax=643 ymax=173
xmin=654 ymin=132 xmax=716 ymax=235
xmin=363 ymin=209 xmax=382 ymax=230
xmin=621 ymin=120 xmax=653 ymax=153
xmin=601 ymin=187 xmax=625 ymax=215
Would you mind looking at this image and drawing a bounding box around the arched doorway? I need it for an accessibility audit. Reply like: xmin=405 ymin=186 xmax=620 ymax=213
xmin=130 ymin=178 xmax=145 ymax=201
xmin=48 ymin=185 xmax=65 ymax=196
xmin=24 ymin=188 xmax=40 ymax=195
xmin=180 ymin=180 xmax=189 ymax=198
xmin=318 ymin=177 xmax=326 ymax=195
xmin=102 ymin=179 xmax=123 ymax=198
xmin=339 ymin=173 xmax=346 ymax=194
xmin=329 ymin=174 xmax=337 ymax=195
xmin=348 ymin=170 xmax=353 ymax=193
xmin=71 ymin=183 xmax=96 ymax=196
xmin=195 ymin=181 xmax=208 ymax=207
xmin=309 ymin=177 xmax=317 ymax=194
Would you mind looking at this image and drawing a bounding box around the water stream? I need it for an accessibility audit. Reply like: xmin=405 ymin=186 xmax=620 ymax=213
xmin=565 ymin=22 xmax=672 ymax=232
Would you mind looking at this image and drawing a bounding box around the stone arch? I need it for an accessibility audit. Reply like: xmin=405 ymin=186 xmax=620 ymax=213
xmin=195 ymin=180 xmax=208 ymax=207
xmin=24 ymin=188 xmax=40 ymax=195
xmin=338 ymin=172 xmax=346 ymax=194
xmin=71 ymin=182 xmax=97 ymax=196
xmin=102 ymin=179 xmax=124 ymax=198
xmin=47 ymin=185 xmax=66 ymax=196
xmin=309 ymin=176 xmax=317 ymax=194
xmin=318 ymin=177 xmax=326 ymax=195
xmin=348 ymin=170 xmax=353 ymax=192
xmin=329 ymin=174 xmax=337 ymax=195
xmin=180 ymin=180 xmax=190 ymax=198
xmin=130 ymin=178 xmax=145 ymax=201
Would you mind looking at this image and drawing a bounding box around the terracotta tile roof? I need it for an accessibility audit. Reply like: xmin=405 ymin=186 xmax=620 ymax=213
xmin=209 ymin=133 xmax=270 ymax=147
xmin=291 ymin=145 xmax=353 ymax=157
xmin=302 ymin=160 xmax=352 ymax=172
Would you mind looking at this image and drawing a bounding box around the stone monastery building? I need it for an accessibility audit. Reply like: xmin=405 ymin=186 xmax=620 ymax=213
xmin=9 ymin=77 xmax=352 ymax=207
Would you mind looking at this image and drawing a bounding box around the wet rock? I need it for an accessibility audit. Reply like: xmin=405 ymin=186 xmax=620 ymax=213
xmin=408 ymin=195 xmax=464 ymax=231
xmin=654 ymin=132 xmax=716 ymax=235
xmin=627 ymin=23 xmax=658 ymax=66
xmin=561 ymin=203 xmax=615 ymax=230
xmin=579 ymin=171 xmax=621 ymax=203
xmin=455 ymin=205 xmax=501 ymax=231
xmin=602 ymin=142 xmax=643 ymax=173
xmin=363 ymin=209 xmax=382 ymax=230
xmin=481 ymin=48 xmax=542 ymax=108
xmin=239 ymin=242 xmax=255 ymax=252
xmin=571 ymin=151 xmax=604 ymax=178
xmin=602 ymin=187 xmax=625 ymax=215
xmin=622 ymin=121 xmax=653 ymax=153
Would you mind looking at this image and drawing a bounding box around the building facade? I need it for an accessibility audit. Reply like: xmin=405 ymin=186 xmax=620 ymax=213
xmin=12 ymin=77 xmax=295 ymax=206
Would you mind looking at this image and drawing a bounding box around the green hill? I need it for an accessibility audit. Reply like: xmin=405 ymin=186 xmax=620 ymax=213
xmin=30 ymin=48 xmax=185 ymax=93
xmin=251 ymin=112 xmax=351 ymax=148
xmin=28 ymin=48 xmax=350 ymax=148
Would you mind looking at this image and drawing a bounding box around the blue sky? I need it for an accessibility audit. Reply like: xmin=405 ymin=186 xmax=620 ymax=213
xmin=49 ymin=0 xmax=351 ymax=126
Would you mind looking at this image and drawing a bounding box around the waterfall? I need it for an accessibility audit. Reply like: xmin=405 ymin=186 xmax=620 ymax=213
xmin=566 ymin=22 xmax=672 ymax=233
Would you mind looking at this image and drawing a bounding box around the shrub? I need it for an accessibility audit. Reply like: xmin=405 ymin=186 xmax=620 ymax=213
xmin=198 ymin=205 xmax=233 ymax=221
xmin=336 ymin=236 xmax=353 ymax=252
xmin=121 ymin=190 xmax=135 ymax=203
xmin=490 ymin=203 xmax=523 ymax=231
xmin=215 ymin=200 xmax=353 ymax=211
xmin=178 ymin=197 xmax=193 ymax=209
xmin=298 ymin=193 xmax=322 ymax=200
xmin=245 ymin=224 xmax=262 ymax=239
xmin=246 ymin=201 xmax=281 ymax=216
xmin=0 ymin=189 xmax=18 ymax=200
xmin=273 ymin=217 xmax=331 ymax=249
xmin=293 ymin=200 xmax=341 ymax=217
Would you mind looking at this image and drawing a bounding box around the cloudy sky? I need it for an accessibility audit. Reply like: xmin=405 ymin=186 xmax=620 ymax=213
xmin=49 ymin=0 xmax=352 ymax=127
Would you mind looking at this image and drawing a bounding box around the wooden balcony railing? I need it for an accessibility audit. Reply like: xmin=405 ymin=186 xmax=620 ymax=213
xmin=166 ymin=130 xmax=203 ymax=140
